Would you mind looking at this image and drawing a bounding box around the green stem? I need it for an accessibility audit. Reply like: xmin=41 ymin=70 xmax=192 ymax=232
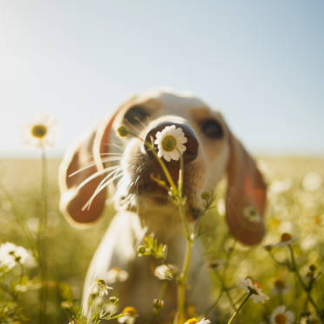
xmin=177 ymin=238 xmax=193 ymax=324
xmin=214 ymin=269 xmax=237 ymax=311
xmin=288 ymin=245 xmax=323 ymax=323
xmin=0 ymin=184 xmax=37 ymax=256
xmin=226 ymin=293 xmax=251 ymax=324
xmin=205 ymin=291 xmax=223 ymax=316
xmin=38 ymin=148 xmax=48 ymax=324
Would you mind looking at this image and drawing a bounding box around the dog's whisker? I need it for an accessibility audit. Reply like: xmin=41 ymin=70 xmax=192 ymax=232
xmin=91 ymin=168 xmax=122 ymax=194
xmin=82 ymin=171 xmax=123 ymax=211
xmin=135 ymin=115 xmax=150 ymax=130
xmin=99 ymin=152 xmax=123 ymax=156
xmin=125 ymin=120 xmax=145 ymax=135
xmin=101 ymin=142 xmax=124 ymax=151
xmin=75 ymin=166 xmax=120 ymax=190
xmin=68 ymin=158 xmax=121 ymax=177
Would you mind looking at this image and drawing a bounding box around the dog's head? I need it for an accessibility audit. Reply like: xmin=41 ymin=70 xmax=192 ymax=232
xmin=59 ymin=89 xmax=267 ymax=245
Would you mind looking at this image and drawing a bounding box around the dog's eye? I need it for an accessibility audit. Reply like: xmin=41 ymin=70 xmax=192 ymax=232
xmin=201 ymin=119 xmax=223 ymax=139
xmin=124 ymin=106 xmax=149 ymax=125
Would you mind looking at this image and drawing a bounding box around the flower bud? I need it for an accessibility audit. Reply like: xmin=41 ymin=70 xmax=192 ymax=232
xmin=118 ymin=126 xmax=129 ymax=137
xmin=153 ymin=298 xmax=165 ymax=309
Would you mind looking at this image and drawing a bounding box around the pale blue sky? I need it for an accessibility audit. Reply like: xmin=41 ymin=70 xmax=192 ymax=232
xmin=1 ymin=0 xmax=323 ymax=157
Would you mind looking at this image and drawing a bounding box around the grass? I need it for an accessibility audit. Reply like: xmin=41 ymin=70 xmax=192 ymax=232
xmin=0 ymin=156 xmax=324 ymax=323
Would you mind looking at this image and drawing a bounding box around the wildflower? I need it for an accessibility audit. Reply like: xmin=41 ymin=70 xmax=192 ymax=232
xmin=270 ymin=305 xmax=294 ymax=324
xmin=106 ymin=267 xmax=129 ymax=284
xmin=271 ymin=279 xmax=291 ymax=296
xmin=118 ymin=126 xmax=129 ymax=137
xmin=153 ymin=298 xmax=165 ymax=309
xmin=137 ymin=234 xmax=168 ymax=259
xmin=154 ymin=125 xmax=187 ymax=161
xmin=109 ymin=296 xmax=119 ymax=304
xmin=0 ymin=242 xmax=34 ymax=270
xmin=184 ymin=318 xmax=211 ymax=324
xmin=263 ymin=244 xmax=274 ymax=252
xmin=118 ymin=306 xmax=138 ymax=324
xmin=154 ymin=264 xmax=178 ymax=281
xmin=275 ymin=233 xmax=298 ymax=247
xmin=269 ymin=179 xmax=292 ymax=194
xmin=303 ymin=172 xmax=322 ymax=192
xmin=91 ymin=279 xmax=112 ymax=297
xmin=238 ymin=277 xmax=269 ymax=304
xmin=243 ymin=205 xmax=261 ymax=223
xmin=22 ymin=113 xmax=58 ymax=149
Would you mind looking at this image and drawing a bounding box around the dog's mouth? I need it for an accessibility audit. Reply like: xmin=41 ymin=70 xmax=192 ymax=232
xmin=122 ymin=159 xmax=203 ymax=221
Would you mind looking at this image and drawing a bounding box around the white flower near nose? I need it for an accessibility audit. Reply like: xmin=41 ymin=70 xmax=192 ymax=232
xmin=154 ymin=125 xmax=187 ymax=162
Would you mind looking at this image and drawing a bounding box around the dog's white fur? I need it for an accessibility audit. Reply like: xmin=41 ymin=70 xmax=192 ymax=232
xmin=59 ymin=89 xmax=267 ymax=320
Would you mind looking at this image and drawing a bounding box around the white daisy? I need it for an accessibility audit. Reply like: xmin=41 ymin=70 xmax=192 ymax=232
xmin=302 ymin=172 xmax=322 ymax=192
xmin=22 ymin=113 xmax=58 ymax=149
xmin=154 ymin=264 xmax=178 ymax=281
xmin=106 ymin=267 xmax=129 ymax=284
xmin=270 ymin=279 xmax=291 ymax=296
xmin=238 ymin=277 xmax=269 ymax=304
xmin=0 ymin=242 xmax=34 ymax=270
xmin=275 ymin=233 xmax=298 ymax=247
xmin=270 ymin=305 xmax=294 ymax=324
xmin=118 ymin=306 xmax=138 ymax=324
xmin=154 ymin=125 xmax=187 ymax=162
xmin=243 ymin=205 xmax=262 ymax=223
xmin=184 ymin=317 xmax=211 ymax=324
xmin=91 ymin=279 xmax=113 ymax=297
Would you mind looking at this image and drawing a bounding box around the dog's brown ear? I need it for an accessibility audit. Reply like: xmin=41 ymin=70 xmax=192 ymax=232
xmin=59 ymin=113 xmax=118 ymax=225
xmin=225 ymin=130 xmax=267 ymax=245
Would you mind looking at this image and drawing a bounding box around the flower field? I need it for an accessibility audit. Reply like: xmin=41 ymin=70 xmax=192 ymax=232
xmin=0 ymin=155 xmax=324 ymax=324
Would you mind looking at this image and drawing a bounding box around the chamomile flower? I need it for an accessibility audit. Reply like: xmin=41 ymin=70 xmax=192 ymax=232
xmin=270 ymin=305 xmax=294 ymax=324
xmin=154 ymin=264 xmax=178 ymax=281
xmin=271 ymin=279 xmax=291 ymax=296
xmin=0 ymin=242 xmax=34 ymax=270
xmin=243 ymin=205 xmax=262 ymax=223
xmin=275 ymin=233 xmax=298 ymax=247
xmin=118 ymin=306 xmax=138 ymax=324
xmin=154 ymin=125 xmax=187 ymax=161
xmin=22 ymin=113 xmax=58 ymax=149
xmin=238 ymin=277 xmax=269 ymax=304
xmin=106 ymin=267 xmax=129 ymax=284
xmin=184 ymin=318 xmax=211 ymax=324
xmin=91 ymin=279 xmax=113 ymax=297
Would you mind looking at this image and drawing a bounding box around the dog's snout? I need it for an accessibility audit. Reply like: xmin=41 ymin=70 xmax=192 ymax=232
xmin=144 ymin=122 xmax=199 ymax=164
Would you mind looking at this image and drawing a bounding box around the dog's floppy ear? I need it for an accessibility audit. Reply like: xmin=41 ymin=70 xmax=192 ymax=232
xmin=59 ymin=112 xmax=119 ymax=225
xmin=225 ymin=130 xmax=267 ymax=245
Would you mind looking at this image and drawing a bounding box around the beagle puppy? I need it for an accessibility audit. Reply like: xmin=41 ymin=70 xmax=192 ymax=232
xmin=59 ymin=89 xmax=267 ymax=321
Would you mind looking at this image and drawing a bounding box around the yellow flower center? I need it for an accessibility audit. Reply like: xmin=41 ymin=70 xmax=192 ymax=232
xmin=275 ymin=313 xmax=287 ymax=324
xmin=184 ymin=318 xmax=199 ymax=324
xmin=252 ymin=280 xmax=262 ymax=289
xmin=162 ymin=135 xmax=177 ymax=151
xmin=31 ymin=124 xmax=47 ymax=139
xmin=281 ymin=233 xmax=292 ymax=242
xmin=122 ymin=306 xmax=137 ymax=316
xmin=96 ymin=279 xmax=106 ymax=285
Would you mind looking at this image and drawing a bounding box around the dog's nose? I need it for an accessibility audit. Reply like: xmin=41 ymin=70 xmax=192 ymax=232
xmin=144 ymin=122 xmax=199 ymax=164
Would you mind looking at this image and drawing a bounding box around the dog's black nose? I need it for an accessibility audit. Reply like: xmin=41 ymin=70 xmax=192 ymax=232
xmin=144 ymin=122 xmax=199 ymax=164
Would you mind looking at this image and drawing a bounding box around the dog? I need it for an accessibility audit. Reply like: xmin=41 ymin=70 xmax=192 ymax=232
xmin=59 ymin=88 xmax=267 ymax=321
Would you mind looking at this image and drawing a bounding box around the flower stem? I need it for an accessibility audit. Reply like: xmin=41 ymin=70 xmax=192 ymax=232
xmin=176 ymin=153 xmax=194 ymax=324
xmin=38 ymin=148 xmax=48 ymax=324
xmin=226 ymin=293 xmax=251 ymax=324
xmin=288 ymin=245 xmax=323 ymax=323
